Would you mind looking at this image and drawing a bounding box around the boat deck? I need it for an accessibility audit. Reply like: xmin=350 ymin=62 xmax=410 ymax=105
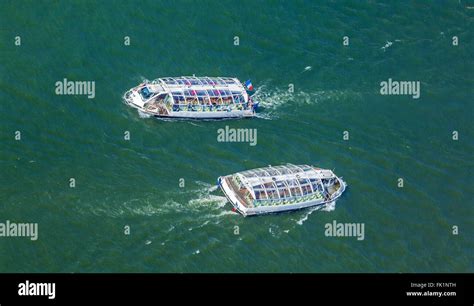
xmin=225 ymin=176 xmax=252 ymax=208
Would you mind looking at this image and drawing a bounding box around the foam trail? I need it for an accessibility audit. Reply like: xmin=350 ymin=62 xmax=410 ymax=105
xmin=253 ymin=84 xmax=349 ymax=119
xmin=213 ymin=210 xmax=239 ymax=218
xmin=295 ymin=200 xmax=337 ymax=225
xmin=254 ymin=113 xmax=273 ymax=120
xmin=86 ymin=180 xmax=230 ymax=219
xmin=188 ymin=194 xmax=228 ymax=208
xmin=208 ymin=185 xmax=219 ymax=192
xmin=188 ymin=181 xmax=229 ymax=209
xmin=381 ymin=41 xmax=393 ymax=51
xmin=322 ymin=201 xmax=336 ymax=212
xmin=296 ymin=206 xmax=320 ymax=225
xmin=301 ymin=66 xmax=312 ymax=73
xmin=196 ymin=181 xmax=218 ymax=193
xmin=137 ymin=110 xmax=151 ymax=118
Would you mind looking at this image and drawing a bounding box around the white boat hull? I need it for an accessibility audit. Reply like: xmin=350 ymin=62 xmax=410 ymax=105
xmin=219 ymin=175 xmax=347 ymax=216
xmin=123 ymin=76 xmax=258 ymax=120
xmin=124 ymin=93 xmax=255 ymax=119
xmin=155 ymin=110 xmax=255 ymax=119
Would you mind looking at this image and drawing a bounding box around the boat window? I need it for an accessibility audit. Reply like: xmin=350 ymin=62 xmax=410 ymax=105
xmin=140 ymin=87 xmax=153 ymax=99
xmin=266 ymin=169 xmax=279 ymax=176
xmin=287 ymin=179 xmax=298 ymax=187
xmin=276 ymin=167 xmax=291 ymax=175
xmin=299 ymin=179 xmax=309 ymax=185
xmin=154 ymin=93 xmax=167 ymax=102
xmin=279 ymin=189 xmax=290 ymax=198
xmin=275 ymin=181 xmax=285 ymax=188
xmin=244 ymin=172 xmax=258 ymax=178
xmin=233 ymin=95 xmax=242 ymax=103
xmin=290 ymin=187 xmax=302 ymax=197
xmin=184 ymin=90 xmax=196 ymax=96
xmin=301 ymin=185 xmax=312 ymax=195
xmin=263 ymin=182 xmax=273 ymax=188
xmin=267 ymin=190 xmax=279 ymax=199
xmin=287 ymin=165 xmax=301 ymax=173
xmin=254 ymin=190 xmax=267 ymax=200
xmin=207 ymin=78 xmax=217 ymax=85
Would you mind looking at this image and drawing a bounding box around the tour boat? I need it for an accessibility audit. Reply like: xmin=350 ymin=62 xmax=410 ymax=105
xmin=218 ymin=164 xmax=347 ymax=216
xmin=123 ymin=76 xmax=258 ymax=119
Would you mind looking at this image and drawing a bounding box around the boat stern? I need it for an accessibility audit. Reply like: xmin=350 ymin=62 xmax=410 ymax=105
xmin=252 ymin=101 xmax=259 ymax=112
xmin=217 ymin=176 xmax=249 ymax=216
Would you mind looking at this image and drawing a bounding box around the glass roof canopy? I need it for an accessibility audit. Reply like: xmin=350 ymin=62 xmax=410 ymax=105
xmin=159 ymin=76 xmax=241 ymax=87
xmin=234 ymin=164 xmax=336 ymax=202
xmin=157 ymin=77 xmax=247 ymax=105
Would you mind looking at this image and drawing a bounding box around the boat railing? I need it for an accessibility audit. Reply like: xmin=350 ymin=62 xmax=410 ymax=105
xmin=253 ymin=190 xmax=323 ymax=207
xmin=165 ymin=82 xmax=232 ymax=89
xmin=158 ymin=76 xmax=244 ymax=88
xmin=171 ymin=100 xmax=247 ymax=106
xmin=170 ymin=103 xmax=249 ymax=112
